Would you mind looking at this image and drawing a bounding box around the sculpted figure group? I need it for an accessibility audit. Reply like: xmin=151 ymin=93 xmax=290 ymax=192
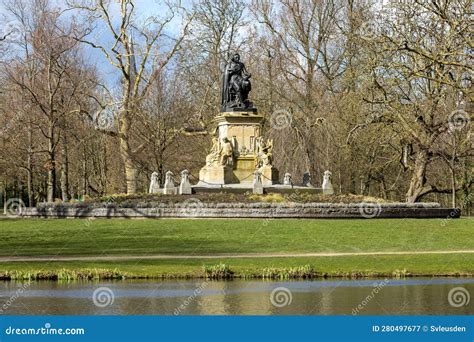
xmin=205 ymin=137 xmax=235 ymax=167
xmin=205 ymin=135 xmax=274 ymax=170
xmin=255 ymin=137 xmax=273 ymax=168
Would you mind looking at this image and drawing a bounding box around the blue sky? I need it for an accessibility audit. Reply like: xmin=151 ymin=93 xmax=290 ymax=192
xmin=76 ymin=0 xmax=191 ymax=86
xmin=1 ymin=0 xmax=191 ymax=85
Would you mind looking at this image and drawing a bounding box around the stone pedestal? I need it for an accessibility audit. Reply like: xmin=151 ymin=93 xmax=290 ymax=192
xmin=260 ymin=165 xmax=279 ymax=186
xmin=233 ymin=156 xmax=256 ymax=183
xmin=253 ymin=171 xmax=263 ymax=194
xmin=198 ymin=110 xmax=278 ymax=186
xmin=179 ymin=170 xmax=192 ymax=195
xmin=163 ymin=171 xmax=177 ymax=195
xmin=149 ymin=172 xmax=160 ymax=194
xmin=215 ymin=112 xmax=263 ymax=154
xmin=199 ymin=165 xmax=234 ymax=185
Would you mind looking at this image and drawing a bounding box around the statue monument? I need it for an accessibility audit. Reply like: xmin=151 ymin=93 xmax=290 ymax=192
xmin=221 ymin=53 xmax=254 ymax=111
xmin=198 ymin=53 xmax=278 ymax=186
xmin=146 ymin=53 xmax=329 ymax=195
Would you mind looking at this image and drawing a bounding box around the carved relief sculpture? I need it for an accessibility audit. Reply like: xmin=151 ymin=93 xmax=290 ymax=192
xmin=219 ymin=137 xmax=234 ymax=166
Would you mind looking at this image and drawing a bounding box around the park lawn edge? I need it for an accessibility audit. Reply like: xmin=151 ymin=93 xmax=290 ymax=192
xmin=1 ymin=269 xmax=472 ymax=281
xmin=0 ymin=253 xmax=473 ymax=280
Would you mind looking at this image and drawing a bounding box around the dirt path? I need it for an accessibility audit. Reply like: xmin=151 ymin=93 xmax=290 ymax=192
xmin=1 ymin=250 xmax=473 ymax=262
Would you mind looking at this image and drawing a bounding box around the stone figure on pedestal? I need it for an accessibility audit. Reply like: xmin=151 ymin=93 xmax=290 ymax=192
xmin=205 ymin=137 xmax=220 ymax=167
xmin=219 ymin=137 xmax=234 ymax=166
xmin=322 ymin=170 xmax=334 ymax=195
xmin=149 ymin=171 xmax=160 ymax=193
xmin=179 ymin=169 xmax=192 ymax=195
xmin=221 ymin=53 xmax=254 ymax=111
xmin=283 ymin=173 xmax=292 ymax=186
xmin=302 ymin=171 xmax=313 ymax=187
xmin=255 ymin=137 xmax=273 ymax=168
xmin=253 ymin=171 xmax=263 ymax=194
xmin=164 ymin=171 xmax=176 ymax=195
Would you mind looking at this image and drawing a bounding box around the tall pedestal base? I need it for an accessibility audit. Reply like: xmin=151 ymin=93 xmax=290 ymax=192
xmin=198 ymin=165 xmax=234 ymax=185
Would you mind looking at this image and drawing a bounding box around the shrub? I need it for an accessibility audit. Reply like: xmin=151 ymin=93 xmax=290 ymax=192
xmin=248 ymin=193 xmax=286 ymax=203
xmin=392 ymin=269 xmax=409 ymax=278
xmin=262 ymin=265 xmax=316 ymax=279
xmin=4 ymin=268 xmax=127 ymax=280
xmin=202 ymin=263 xmax=234 ymax=279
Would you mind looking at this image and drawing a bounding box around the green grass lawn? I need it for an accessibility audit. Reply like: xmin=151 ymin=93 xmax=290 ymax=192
xmin=0 ymin=218 xmax=472 ymax=278
xmin=0 ymin=218 xmax=472 ymax=256
xmin=0 ymin=254 xmax=472 ymax=278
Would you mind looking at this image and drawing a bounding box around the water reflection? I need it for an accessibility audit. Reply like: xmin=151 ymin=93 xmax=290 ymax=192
xmin=0 ymin=278 xmax=473 ymax=315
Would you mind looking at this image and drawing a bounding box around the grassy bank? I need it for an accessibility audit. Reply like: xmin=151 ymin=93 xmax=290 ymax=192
xmin=0 ymin=253 xmax=472 ymax=280
xmin=0 ymin=218 xmax=472 ymax=279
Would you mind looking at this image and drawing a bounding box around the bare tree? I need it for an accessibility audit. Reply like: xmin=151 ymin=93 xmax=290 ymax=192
xmin=363 ymin=0 xmax=472 ymax=202
xmin=2 ymin=0 xmax=94 ymax=202
xmin=68 ymin=0 xmax=193 ymax=194
xmin=253 ymin=0 xmax=345 ymax=179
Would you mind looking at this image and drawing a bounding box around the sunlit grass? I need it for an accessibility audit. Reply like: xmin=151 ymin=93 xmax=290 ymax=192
xmin=0 ymin=218 xmax=472 ymax=257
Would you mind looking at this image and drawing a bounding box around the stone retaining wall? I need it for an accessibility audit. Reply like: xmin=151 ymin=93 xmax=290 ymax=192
xmin=18 ymin=202 xmax=460 ymax=219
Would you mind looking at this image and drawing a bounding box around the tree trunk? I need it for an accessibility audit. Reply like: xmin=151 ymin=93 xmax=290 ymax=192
xmin=350 ymin=149 xmax=356 ymax=194
xmin=406 ymin=149 xmax=430 ymax=202
xmin=463 ymin=157 xmax=471 ymax=216
xmin=47 ymin=126 xmax=56 ymax=202
xmin=27 ymin=123 xmax=34 ymax=207
xmin=119 ymin=114 xmax=137 ymax=194
xmin=450 ymin=136 xmax=456 ymax=208
xmin=100 ymin=142 xmax=108 ymax=195
xmin=82 ymin=146 xmax=87 ymax=197
xmin=380 ymin=178 xmax=388 ymax=200
xmin=60 ymin=135 xmax=69 ymax=201
xmin=2 ymin=180 xmax=6 ymax=214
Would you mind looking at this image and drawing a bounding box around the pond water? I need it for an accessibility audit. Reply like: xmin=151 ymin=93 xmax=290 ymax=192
xmin=1 ymin=278 xmax=473 ymax=315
